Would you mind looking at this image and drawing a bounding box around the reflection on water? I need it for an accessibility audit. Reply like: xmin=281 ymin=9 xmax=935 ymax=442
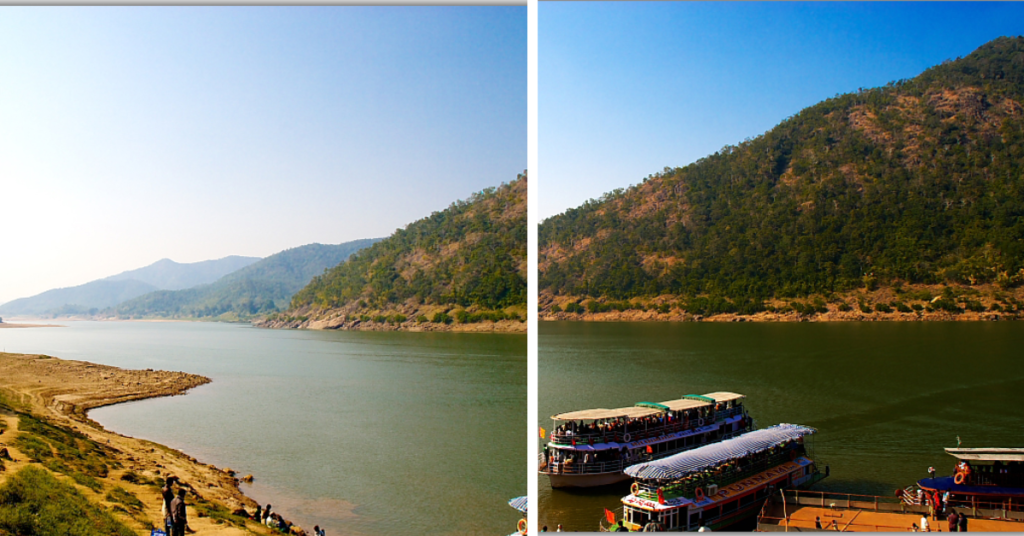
xmin=539 ymin=321 xmax=1024 ymax=531
xmin=0 ymin=321 xmax=525 ymax=536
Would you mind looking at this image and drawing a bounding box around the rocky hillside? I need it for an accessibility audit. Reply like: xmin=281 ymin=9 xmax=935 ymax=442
xmin=540 ymin=37 xmax=1024 ymax=320
xmin=260 ymin=173 xmax=527 ymax=332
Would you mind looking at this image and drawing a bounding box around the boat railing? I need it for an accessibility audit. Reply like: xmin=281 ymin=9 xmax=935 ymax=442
xmin=549 ymin=414 xmax=735 ymax=446
xmin=714 ymin=406 xmax=744 ymax=421
xmin=542 ymin=454 xmax=655 ymax=475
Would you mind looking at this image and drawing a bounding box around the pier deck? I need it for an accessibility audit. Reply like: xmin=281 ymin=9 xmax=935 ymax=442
xmin=757 ymin=490 xmax=1024 ymax=532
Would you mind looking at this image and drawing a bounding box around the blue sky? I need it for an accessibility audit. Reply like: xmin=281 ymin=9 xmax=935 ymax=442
xmin=539 ymin=2 xmax=1024 ymax=219
xmin=0 ymin=7 xmax=525 ymax=304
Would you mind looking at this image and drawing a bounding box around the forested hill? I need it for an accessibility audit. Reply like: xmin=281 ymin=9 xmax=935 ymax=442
xmin=540 ymin=37 xmax=1024 ymax=312
xmin=267 ymin=173 xmax=527 ymax=331
xmin=109 ymin=240 xmax=379 ymax=320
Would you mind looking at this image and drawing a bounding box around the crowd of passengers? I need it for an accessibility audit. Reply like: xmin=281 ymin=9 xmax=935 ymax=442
xmin=553 ymin=405 xmax=732 ymax=442
xmin=542 ymin=444 xmax=640 ymax=470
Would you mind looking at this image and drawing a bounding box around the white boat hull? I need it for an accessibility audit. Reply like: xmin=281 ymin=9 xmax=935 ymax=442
xmin=546 ymin=470 xmax=631 ymax=488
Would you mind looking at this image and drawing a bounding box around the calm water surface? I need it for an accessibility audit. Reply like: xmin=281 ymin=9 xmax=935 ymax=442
xmin=0 ymin=321 xmax=525 ymax=536
xmin=538 ymin=321 xmax=1024 ymax=532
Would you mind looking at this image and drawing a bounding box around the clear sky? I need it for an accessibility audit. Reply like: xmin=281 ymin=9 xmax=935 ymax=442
xmin=0 ymin=6 xmax=525 ymax=305
xmin=539 ymin=2 xmax=1024 ymax=219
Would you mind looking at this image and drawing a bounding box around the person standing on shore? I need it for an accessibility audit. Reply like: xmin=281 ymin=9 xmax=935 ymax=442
xmin=170 ymin=488 xmax=188 ymax=536
xmin=947 ymin=510 xmax=959 ymax=532
xmin=263 ymin=504 xmax=272 ymax=526
xmin=161 ymin=476 xmax=177 ymax=536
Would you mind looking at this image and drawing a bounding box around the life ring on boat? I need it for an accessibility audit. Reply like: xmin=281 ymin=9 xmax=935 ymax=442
xmin=955 ymin=473 xmax=965 ymax=485
xmin=631 ymin=482 xmax=640 ymax=495
xmin=695 ymin=487 xmax=706 ymax=501
xmin=518 ymin=518 xmax=527 ymax=533
xmin=623 ymin=433 xmax=632 ymax=443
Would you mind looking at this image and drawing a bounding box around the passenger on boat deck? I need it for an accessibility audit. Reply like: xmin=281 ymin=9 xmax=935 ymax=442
xmin=920 ymin=515 xmax=930 ymax=532
xmin=815 ymin=516 xmax=822 ymax=529
xmin=911 ymin=522 xmax=920 ymax=532
xmin=958 ymin=513 xmax=968 ymax=532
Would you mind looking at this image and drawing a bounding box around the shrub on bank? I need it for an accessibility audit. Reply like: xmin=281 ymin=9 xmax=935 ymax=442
xmin=0 ymin=465 xmax=136 ymax=536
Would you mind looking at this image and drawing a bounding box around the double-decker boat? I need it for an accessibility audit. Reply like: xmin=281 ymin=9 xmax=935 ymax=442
xmin=541 ymin=392 xmax=753 ymax=488
xmin=507 ymin=496 xmax=527 ymax=535
xmin=599 ymin=424 xmax=823 ymax=532
xmin=918 ymin=448 xmax=1024 ymax=514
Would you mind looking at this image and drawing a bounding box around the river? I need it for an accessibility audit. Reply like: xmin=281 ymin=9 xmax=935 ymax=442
xmin=538 ymin=320 xmax=1024 ymax=531
xmin=0 ymin=320 xmax=525 ymax=536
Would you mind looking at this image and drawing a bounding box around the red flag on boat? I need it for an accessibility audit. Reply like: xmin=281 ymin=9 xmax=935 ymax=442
xmin=605 ymin=509 xmax=616 ymax=524
xmin=657 ymin=488 xmax=665 ymax=504
xmin=646 ymin=445 xmax=653 ymax=454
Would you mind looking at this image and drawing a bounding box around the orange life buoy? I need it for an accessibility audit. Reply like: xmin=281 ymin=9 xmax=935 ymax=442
xmin=631 ymin=482 xmax=640 ymax=495
xmin=695 ymin=487 xmax=706 ymax=501
xmin=518 ymin=518 xmax=527 ymax=533
xmin=955 ymin=473 xmax=965 ymax=485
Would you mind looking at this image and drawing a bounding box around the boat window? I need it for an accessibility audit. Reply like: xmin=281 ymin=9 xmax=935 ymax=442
xmin=722 ymin=499 xmax=738 ymax=513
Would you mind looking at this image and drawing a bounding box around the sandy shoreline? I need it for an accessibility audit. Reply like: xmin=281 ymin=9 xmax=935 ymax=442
xmin=0 ymin=352 xmax=283 ymax=535
xmin=0 ymin=322 xmax=64 ymax=328
xmin=539 ymin=285 xmax=1024 ymax=323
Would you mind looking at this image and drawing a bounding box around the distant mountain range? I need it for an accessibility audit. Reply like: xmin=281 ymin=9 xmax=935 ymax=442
xmin=109 ymin=240 xmax=380 ymax=320
xmin=102 ymin=256 xmax=260 ymax=290
xmin=0 ymin=256 xmax=260 ymax=316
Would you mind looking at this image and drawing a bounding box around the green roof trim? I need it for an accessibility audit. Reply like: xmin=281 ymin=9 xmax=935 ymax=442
xmin=635 ymin=402 xmax=670 ymax=411
xmin=683 ymin=394 xmax=716 ymax=404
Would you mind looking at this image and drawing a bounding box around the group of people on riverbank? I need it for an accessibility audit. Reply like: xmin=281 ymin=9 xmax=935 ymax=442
xmin=244 ymin=502 xmax=327 ymax=535
xmin=159 ymin=475 xmax=326 ymax=536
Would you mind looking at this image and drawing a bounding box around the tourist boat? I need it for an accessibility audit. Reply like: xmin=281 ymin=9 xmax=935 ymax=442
xmin=541 ymin=392 xmax=753 ymax=488
xmin=917 ymin=448 xmax=1024 ymax=514
xmin=599 ymin=424 xmax=823 ymax=532
xmin=507 ymin=496 xmax=527 ymax=535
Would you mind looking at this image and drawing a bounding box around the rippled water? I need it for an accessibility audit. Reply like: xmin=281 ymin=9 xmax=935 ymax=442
xmin=538 ymin=320 xmax=1024 ymax=531
xmin=0 ymin=321 xmax=525 ymax=535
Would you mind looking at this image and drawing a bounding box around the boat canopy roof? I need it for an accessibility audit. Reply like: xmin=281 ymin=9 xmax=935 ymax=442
xmin=508 ymin=496 xmax=527 ymax=513
xmin=551 ymin=391 xmax=738 ymax=421
xmin=551 ymin=408 xmax=623 ymax=421
xmin=620 ymin=406 xmax=665 ymax=419
xmin=703 ymin=391 xmax=746 ymax=404
xmin=624 ymin=424 xmax=816 ymax=481
xmin=946 ymin=448 xmax=1024 ymax=462
xmin=660 ymin=398 xmax=712 ymax=412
